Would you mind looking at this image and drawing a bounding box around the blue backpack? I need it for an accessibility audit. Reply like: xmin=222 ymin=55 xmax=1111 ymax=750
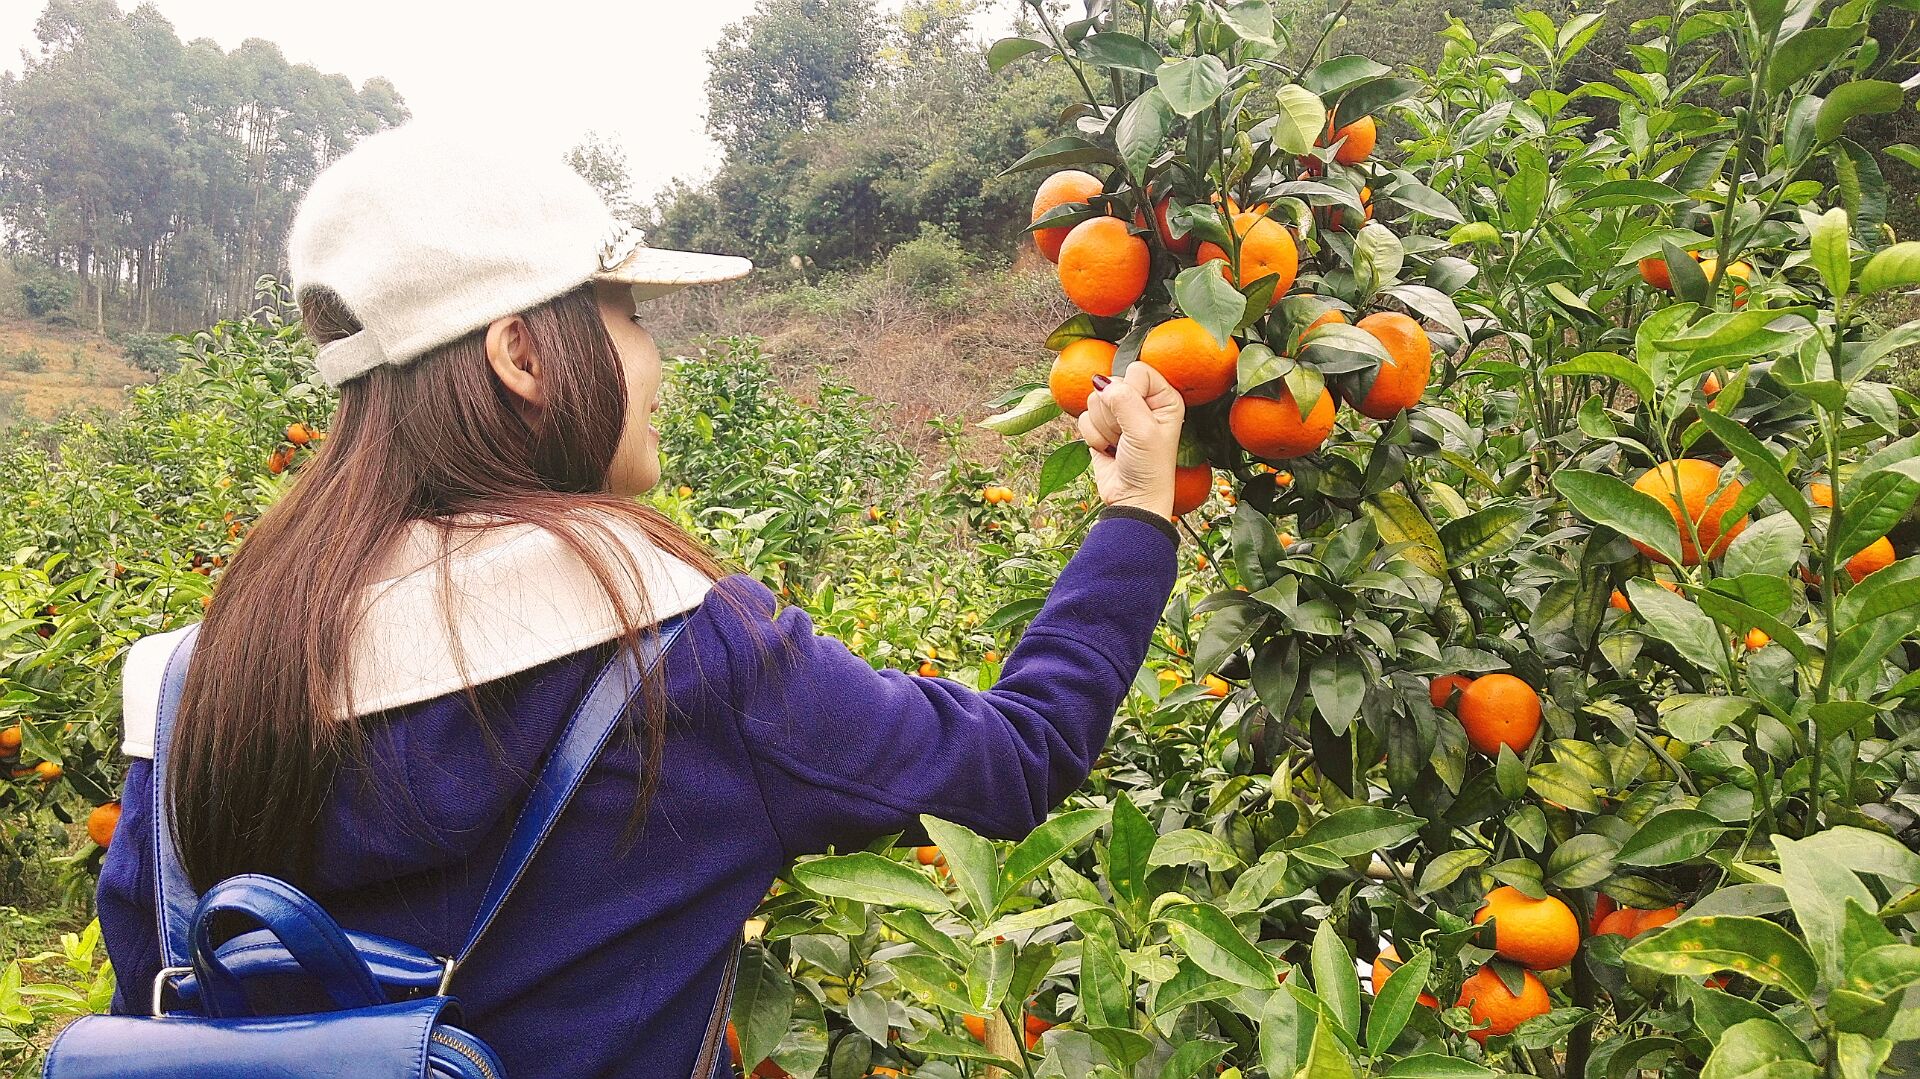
xmin=45 ymin=614 xmax=738 ymax=1079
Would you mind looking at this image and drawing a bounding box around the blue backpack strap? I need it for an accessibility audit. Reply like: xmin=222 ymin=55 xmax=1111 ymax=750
xmin=150 ymin=623 xmax=206 ymax=974
xmin=449 ymin=615 xmax=688 ymax=979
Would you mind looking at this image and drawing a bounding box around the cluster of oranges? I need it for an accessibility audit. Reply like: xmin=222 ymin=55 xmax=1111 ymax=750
xmin=1637 ymin=248 xmax=1753 ymax=305
xmin=267 ymin=422 xmax=325 ymax=474
xmin=2 ymin=723 xmax=62 ymax=784
xmin=1032 ymin=114 xmax=1434 ymax=520
xmin=980 ymin=485 xmax=1018 ymax=505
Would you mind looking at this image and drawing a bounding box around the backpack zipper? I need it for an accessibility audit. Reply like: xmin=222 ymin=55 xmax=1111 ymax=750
xmin=430 ymin=1029 xmax=500 ymax=1079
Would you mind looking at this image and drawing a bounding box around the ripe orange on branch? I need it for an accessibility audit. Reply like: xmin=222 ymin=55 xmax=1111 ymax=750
xmin=1057 ymin=217 xmax=1149 ymax=317
xmin=1632 ymin=459 xmax=1747 ymax=565
xmin=1352 ymin=312 xmax=1432 ymax=419
xmin=1139 ymin=318 xmax=1241 ymax=406
xmin=1474 ymin=886 xmax=1581 ymax=970
xmin=1172 ymin=464 xmax=1214 ymax=517
xmin=1031 ymin=170 xmax=1106 ymax=263
xmin=1371 ymin=945 xmax=1440 ymax=1008
xmin=1230 ymin=385 xmax=1335 ymax=459
xmin=89 ymin=801 xmax=122 ymax=848
xmin=1809 ymin=482 xmax=1898 ymax=582
xmin=1049 ymin=338 xmax=1116 ymax=416
xmin=1321 ymin=114 xmax=1377 ymax=164
xmin=1134 ymin=195 xmax=1196 ymax=257
xmin=1194 ymin=212 xmax=1298 ymax=305
xmin=1456 ymin=965 xmax=1550 ymax=1043
xmin=1457 ymin=673 xmax=1542 ymax=756
xmin=1429 ymin=674 xmax=1472 ymax=711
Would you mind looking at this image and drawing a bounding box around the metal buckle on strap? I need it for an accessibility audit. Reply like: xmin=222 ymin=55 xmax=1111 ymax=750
xmin=436 ymin=955 xmax=457 ymax=997
xmin=151 ymin=966 xmax=191 ymax=1016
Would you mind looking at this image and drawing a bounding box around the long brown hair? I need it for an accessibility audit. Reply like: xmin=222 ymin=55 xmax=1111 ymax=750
xmin=169 ymin=281 xmax=731 ymax=893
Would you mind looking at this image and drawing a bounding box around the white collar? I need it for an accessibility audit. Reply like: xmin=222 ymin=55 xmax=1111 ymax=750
xmin=119 ymin=510 xmax=713 ymax=758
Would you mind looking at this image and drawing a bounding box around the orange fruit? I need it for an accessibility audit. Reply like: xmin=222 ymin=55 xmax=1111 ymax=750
xmin=1322 ymin=115 xmax=1377 ymax=164
xmin=1457 ymin=673 xmax=1542 ymax=756
xmin=984 ymin=650 xmax=1000 ymax=663
xmin=1371 ymin=945 xmax=1440 ymax=1008
xmin=1031 ymin=170 xmax=1106 ymax=263
xmin=1352 ymin=312 xmax=1432 ymax=419
xmin=1230 ymin=386 xmax=1335 ymax=459
xmin=1201 ymin=674 xmax=1231 ymax=697
xmin=1847 ymin=536 xmax=1895 ymax=583
xmin=1609 ymin=590 xmax=1630 ymax=612
xmin=1058 ymin=217 xmax=1149 ymax=316
xmin=1429 ymin=674 xmax=1473 ymax=711
xmin=88 ymin=802 xmax=121 ymax=848
xmin=1698 ymin=257 xmax=1752 ymax=304
xmin=0 ymin=726 xmax=19 ymax=758
xmin=1195 ymin=554 xmax=1210 ymax=571
xmin=1172 ymin=464 xmax=1214 ymax=517
xmin=1810 ymin=482 xmax=1834 ymax=507
xmin=1637 ymin=904 xmax=1682 ymax=933
xmin=285 ymin=422 xmax=314 ymax=445
xmin=1631 ymin=460 xmax=1748 ymax=565
xmin=1049 ymin=338 xmax=1117 ymax=416
xmin=918 ymin=661 xmax=941 ymax=678
xmin=1593 ymin=893 xmax=1617 ymax=925
xmin=1456 ymin=965 xmax=1550 ymax=1043
xmin=1301 ymin=307 xmax=1348 ymax=342
xmin=1194 ymin=212 xmax=1298 ymax=305
xmin=267 ymin=445 xmax=296 ymax=475
xmin=1745 ymin=628 xmax=1771 ymax=651
xmin=915 ymin=845 xmax=944 ymax=866
xmin=34 ymin=760 xmax=61 ymax=782
xmin=1638 ymin=255 xmax=1674 ymax=291
xmin=1134 ymin=195 xmax=1196 ymax=257
xmin=1702 ymin=372 xmax=1722 ymax=396
xmin=677 ymin=485 xmax=693 ymax=498
xmin=1474 ymin=886 xmax=1581 ymax=970
xmin=1139 ymin=317 xmax=1241 ymax=406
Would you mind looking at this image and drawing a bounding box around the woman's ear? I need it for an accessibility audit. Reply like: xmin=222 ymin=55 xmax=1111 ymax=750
xmin=486 ymin=315 xmax=544 ymax=411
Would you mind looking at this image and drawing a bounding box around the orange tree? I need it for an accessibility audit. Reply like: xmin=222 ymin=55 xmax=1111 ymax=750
xmin=733 ymin=2 xmax=1920 ymax=1079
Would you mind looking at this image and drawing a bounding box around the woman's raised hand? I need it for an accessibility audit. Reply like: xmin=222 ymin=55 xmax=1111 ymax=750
xmin=1076 ymin=360 xmax=1186 ymax=519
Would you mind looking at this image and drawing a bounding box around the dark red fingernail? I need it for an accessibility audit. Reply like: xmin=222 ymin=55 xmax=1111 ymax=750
xmin=1091 ymin=374 xmax=1112 ymax=390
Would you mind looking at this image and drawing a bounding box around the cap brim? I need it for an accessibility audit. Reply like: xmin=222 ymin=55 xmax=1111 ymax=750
xmin=592 ymin=246 xmax=753 ymax=300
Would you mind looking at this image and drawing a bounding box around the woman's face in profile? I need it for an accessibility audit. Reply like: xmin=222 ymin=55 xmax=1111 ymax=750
xmin=594 ymin=280 xmax=665 ymax=498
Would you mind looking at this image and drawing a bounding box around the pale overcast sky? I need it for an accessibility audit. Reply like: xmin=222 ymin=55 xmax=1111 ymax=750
xmin=1 ymin=1 xmax=1019 ymax=204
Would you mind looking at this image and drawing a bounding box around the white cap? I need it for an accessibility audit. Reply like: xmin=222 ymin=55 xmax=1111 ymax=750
xmin=287 ymin=120 xmax=752 ymax=387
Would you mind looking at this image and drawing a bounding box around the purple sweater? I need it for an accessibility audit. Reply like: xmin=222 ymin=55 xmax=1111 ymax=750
xmin=97 ymin=511 xmax=1178 ymax=1078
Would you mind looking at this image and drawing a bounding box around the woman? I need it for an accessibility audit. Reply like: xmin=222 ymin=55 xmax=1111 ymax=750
xmin=96 ymin=120 xmax=1185 ymax=1078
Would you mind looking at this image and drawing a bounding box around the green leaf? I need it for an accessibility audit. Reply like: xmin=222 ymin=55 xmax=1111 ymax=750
xmin=1806 ymin=205 xmax=1853 ymax=299
xmin=1554 ymin=471 xmax=1684 ymax=568
xmin=792 ymin=852 xmax=953 ymax=913
xmin=1294 ymin=806 xmax=1425 ymax=858
xmin=1158 ymin=55 xmax=1230 ymax=118
xmin=1777 ymin=832 xmax=1879 ymax=985
xmin=1617 ymin=809 xmax=1731 ymax=867
xmin=1363 ymin=492 xmax=1449 ymax=581
xmin=1222 ymin=1 xmax=1279 ymax=44
xmin=1353 ymin=222 xmax=1405 ymax=294
xmin=996 ymin=807 xmax=1109 ymax=912
xmin=1766 ymin=26 xmax=1862 ymax=93
xmin=733 ymin=945 xmax=795 ymax=1068
xmin=1001 ymin=135 xmax=1120 ymax=176
xmin=1545 ymin=351 xmax=1654 ymax=402
xmin=1298 ymin=1007 xmax=1359 ymax=1079
xmin=1311 ymin=920 xmax=1362 ymax=1037
xmin=1695 ymin=411 xmax=1811 ymax=533
xmin=1700 ymin=1019 xmax=1817 ymax=1079
xmin=1367 ymin=947 xmax=1433 ymax=1052
xmin=1623 ymin=915 xmax=1820 ymax=1000
xmin=905 ymin=1025 xmax=1020 ymax=1071
xmin=1859 ymin=242 xmax=1920 ymax=295
xmin=974 ymin=899 xmax=1104 ymax=944
xmin=1833 ymin=462 xmax=1920 ymax=563
xmin=1271 ymin=84 xmax=1329 ymax=156
xmin=1418 ymin=848 xmax=1490 ymax=894
xmin=1660 ymin=694 xmax=1757 ymax=742
xmin=1439 ymin=505 xmax=1536 ymax=565
xmin=1237 ymin=341 xmax=1291 ymax=396
xmin=1194 ymin=604 xmax=1265 ymax=678
xmin=1548 ymin=832 xmax=1620 ymax=888
xmin=1261 ymin=977 xmax=1319 ymax=1077
xmin=1036 ymin=440 xmax=1092 ymax=501
xmin=988 ymin=37 xmax=1051 ymax=73
xmin=889 ymin=954 xmax=977 ymax=1013
xmin=1109 ymin=793 xmax=1154 ymax=906
xmin=1077 ymin=31 xmax=1162 ymax=73
xmin=1329 ymin=77 xmax=1420 ymax=131
xmin=1161 ymin=902 xmax=1282 ymax=988
xmin=979 ymin=386 xmax=1063 ymax=436
xmin=1117 ymin=88 xmax=1174 ymax=177
xmin=1383 ymin=1054 xmax=1498 ymax=1077
xmin=1568 ymin=179 xmax=1686 ymax=210
xmin=1816 ymin=80 xmax=1905 ymax=144
xmin=1149 ymin=828 xmax=1245 ymax=871
xmin=1309 ymin=650 xmax=1366 ymax=735
xmin=1448 ymin=222 xmax=1500 ymax=246
xmin=1175 ymin=265 xmax=1250 ymax=350
xmin=921 ymin=816 xmax=996 ymax=921
xmin=1627 ymin=580 xmax=1731 ymax=680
